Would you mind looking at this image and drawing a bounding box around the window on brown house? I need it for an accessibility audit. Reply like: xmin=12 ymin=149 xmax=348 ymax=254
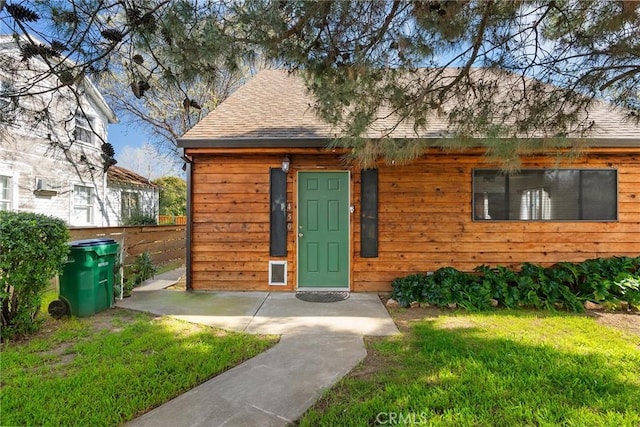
xmin=473 ymin=169 xmax=617 ymax=221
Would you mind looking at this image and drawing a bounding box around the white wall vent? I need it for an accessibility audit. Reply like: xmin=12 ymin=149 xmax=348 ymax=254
xmin=268 ymin=261 xmax=287 ymax=286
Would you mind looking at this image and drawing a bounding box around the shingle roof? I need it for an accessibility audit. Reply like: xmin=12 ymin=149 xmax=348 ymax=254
xmin=179 ymin=69 xmax=639 ymax=148
xmin=107 ymin=166 xmax=158 ymax=188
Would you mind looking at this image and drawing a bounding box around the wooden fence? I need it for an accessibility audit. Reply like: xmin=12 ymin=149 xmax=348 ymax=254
xmin=158 ymin=215 xmax=187 ymax=225
xmin=68 ymin=225 xmax=186 ymax=267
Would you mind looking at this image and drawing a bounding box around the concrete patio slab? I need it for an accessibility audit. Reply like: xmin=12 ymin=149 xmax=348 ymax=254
xmin=245 ymin=292 xmax=399 ymax=336
xmin=133 ymin=267 xmax=186 ymax=292
xmin=117 ymin=290 xmax=399 ymax=336
xmin=117 ymin=291 xmax=269 ymax=332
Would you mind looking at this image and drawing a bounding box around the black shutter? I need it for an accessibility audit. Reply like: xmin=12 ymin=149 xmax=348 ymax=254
xmin=269 ymin=168 xmax=287 ymax=256
xmin=360 ymin=168 xmax=378 ymax=258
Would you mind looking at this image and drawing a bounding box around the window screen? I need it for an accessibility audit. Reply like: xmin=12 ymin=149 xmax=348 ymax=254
xmin=121 ymin=191 xmax=140 ymax=218
xmin=74 ymin=113 xmax=93 ymax=144
xmin=473 ymin=169 xmax=617 ymax=221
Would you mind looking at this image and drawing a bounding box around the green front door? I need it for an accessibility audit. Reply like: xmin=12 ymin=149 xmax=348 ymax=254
xmin=298 ymin=172 xmax=350 ymax=288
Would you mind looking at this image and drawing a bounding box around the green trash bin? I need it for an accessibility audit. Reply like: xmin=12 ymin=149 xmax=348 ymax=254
xmin=48 ymin=238 xmax=120 ymax=318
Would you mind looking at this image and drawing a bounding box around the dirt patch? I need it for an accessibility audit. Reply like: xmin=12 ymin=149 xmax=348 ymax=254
xmin=390 ymin=306 xmax=640 ymax=337
xmin=89 ymin=308 xmax=143 ymax=333
xmin=349 ymin=336 xmax=392 ymax=380
xmin=166 ymin=277 xmax=186 ymax=291
xmin=5 ymin=308 xmax=152 ymax=347
xmin=380 ymin=295 xmax=640 ymax=338
xmin=387 ymin=307 xmax=443 ymax=333
xmin=588 ymin=311 xmax=640 ymax=337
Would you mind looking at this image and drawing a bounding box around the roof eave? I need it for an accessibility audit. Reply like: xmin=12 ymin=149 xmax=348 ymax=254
xmin=83 ymin=79 xmax=118 ymax=124
xmin=107 ymin=179 xmax=158 ymax=188
xmin=177 ymin=137 xmax=332 ymax=148
xmin=178 ymin=136 xmax=640 ymax=149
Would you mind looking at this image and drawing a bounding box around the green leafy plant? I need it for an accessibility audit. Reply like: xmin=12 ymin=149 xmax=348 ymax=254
xmin=0 ymin=211 xmax=69 ymax=340
xmin=390 ymin=273 xmax=431 ymax=307
xmin=610 ymin=275 xmax=640 ymax=310
xmin=391 ymin=256 xmax=640 ymax=312
xmin=133 ymin=251 xmax=156 ymax=283
xmin=154 ymin=176 xmax=186 ymax=216
xmin=112 ymin=259 xmax=123 ymax=299
xmin=123 ymin=252 xmax=157 ymax=296
xmin=122 ymin=208 xmax=157 ymax=226
xmin=476 ymin=265 xmax=520 ymax=309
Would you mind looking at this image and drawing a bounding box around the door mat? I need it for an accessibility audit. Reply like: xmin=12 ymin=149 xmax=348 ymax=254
xmin=296 ymin=291 xmax=350 ymax=303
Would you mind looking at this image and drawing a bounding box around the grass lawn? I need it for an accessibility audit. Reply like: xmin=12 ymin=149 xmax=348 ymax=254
xmin=1 ymin=306 xmax=277 ymax=427
xmin=300 ymin=309 xmax=640 ymax=426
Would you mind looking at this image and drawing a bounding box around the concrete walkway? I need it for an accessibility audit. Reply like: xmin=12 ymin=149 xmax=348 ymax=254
xmin=117 ymin=270 xmax=398 ymax=427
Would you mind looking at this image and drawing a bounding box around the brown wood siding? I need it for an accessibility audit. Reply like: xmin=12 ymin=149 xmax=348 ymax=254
xmin=188 ymin=149 xmax=640 ymax=292
xmin=191 ymin=155 xmax=284 ymax=290
xmin=353 ymin=153 xmax=640 ymax=291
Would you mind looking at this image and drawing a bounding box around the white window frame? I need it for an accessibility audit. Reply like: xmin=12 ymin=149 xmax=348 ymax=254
xmin=74 ymin=112 xmax=94 ymax=145
xmin=0 ymin=165 xmax=19 ymax=211
xmin=0 ymin=175 xmax=13 ymax=211
xmin=121 ymin=191 xmax=140 ymax=219
xmin=72 ymin=184 xmax=94 ymax=225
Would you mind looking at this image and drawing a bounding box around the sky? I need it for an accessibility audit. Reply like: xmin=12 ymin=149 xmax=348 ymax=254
xmin=108 ymin=122 xmax=184 ymax=180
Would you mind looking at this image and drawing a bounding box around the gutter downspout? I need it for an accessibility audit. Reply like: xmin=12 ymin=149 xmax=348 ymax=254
xmin=102 ymin=168 xmax=108 ymax=226
xmin=181 ymin=148 xmax=193 ymax=291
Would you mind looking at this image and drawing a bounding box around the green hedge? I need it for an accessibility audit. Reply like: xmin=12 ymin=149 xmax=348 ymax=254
xmin=391 ymin=257 xmax=640 ymax=312
xmin=0 ymin=211 xmax=69 ymax=340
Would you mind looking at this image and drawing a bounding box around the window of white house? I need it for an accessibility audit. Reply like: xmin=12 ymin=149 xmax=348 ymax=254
xmin=472 ymin=169 xmax=617 ymax=221
xmin=0 ymin=175 xmax=12 ymax=211
xmin=121 ymin=191 xmax=140 ymax=219
xmin=74 ymin=113 xmax=93 ymax=144
xmin=0 ymin=80 xmax=16 ymax=119
xmin=73 ymin=185 xmax=94 ymax=224
xmin=0 ymin=80 xmax=12 ymax=105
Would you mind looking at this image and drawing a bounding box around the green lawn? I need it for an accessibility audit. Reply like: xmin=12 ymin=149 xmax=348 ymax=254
xmin=1 ymin=309 xmax=277 ymax=427
xmin=300 ymin=310 xmax=640 ymax=426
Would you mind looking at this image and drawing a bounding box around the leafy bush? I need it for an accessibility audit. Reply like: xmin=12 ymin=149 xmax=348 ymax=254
xmin=0 ymin=211 xmax=69 ymax=340
xmin=122 ymin=209 xmax=157 ymax=226
xmin=391 ymin=256 xmax=640 ymax=312
xmin=123 ymin=251 xmax=157 ymax=296
xmin=476 ymin=265 xmax=520 ymax=308
xmin=390 ymin=273 xmax=430 ymax=307
xmin=154 ymin=176 xmax=187 ymax=216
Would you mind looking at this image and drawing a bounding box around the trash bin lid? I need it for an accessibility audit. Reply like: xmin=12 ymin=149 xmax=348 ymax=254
xmin=69 ymin=238 xmax=117 ymax=247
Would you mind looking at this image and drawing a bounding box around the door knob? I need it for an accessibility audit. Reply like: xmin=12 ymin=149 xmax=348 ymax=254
xmin=299 ymin=233 xmax=304 ymax=237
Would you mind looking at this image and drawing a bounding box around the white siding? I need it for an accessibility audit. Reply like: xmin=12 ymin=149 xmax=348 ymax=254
xmin=0 ymin=36 xmax=116 ymax=225
xmin=105 ymin=185 xmax=159 ymax=226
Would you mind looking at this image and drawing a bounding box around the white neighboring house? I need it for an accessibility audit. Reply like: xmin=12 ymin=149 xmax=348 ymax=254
xmin=0 ymin=34 xmax=119 ymax=226
xmin=105 ymin=166 xmax=159 ymax=225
